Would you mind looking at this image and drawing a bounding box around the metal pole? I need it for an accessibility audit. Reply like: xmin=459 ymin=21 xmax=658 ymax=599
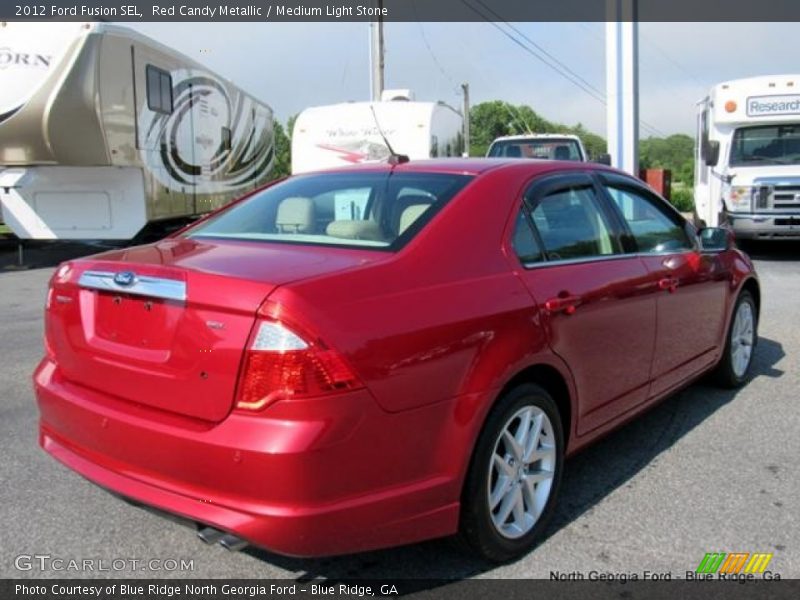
xmin=461 ymin=82 xmax=471 ymax=157
xmin=370 ymin=1 xmax=385 ymax=102
xmin=605 ymin=0 xmax=639 ymax=176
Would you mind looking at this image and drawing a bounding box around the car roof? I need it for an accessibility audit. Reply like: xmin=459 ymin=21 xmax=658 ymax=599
xmin=299 ymin=157 xmax=613 ymax=177
xmin=491 ymin=134 xmax=582 ymax=142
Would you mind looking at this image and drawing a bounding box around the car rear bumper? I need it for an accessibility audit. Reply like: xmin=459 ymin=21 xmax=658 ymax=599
xmin=726 ymin=212 xmax=800 ymax=239
xmin=35 ymin=358 xmax=467 ymax=557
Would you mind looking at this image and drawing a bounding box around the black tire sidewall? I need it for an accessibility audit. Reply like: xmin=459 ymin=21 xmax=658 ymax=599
xmin=460 ymin=383 xmax=564 ymax=563
xmin=718 ymin=290 xmax=757 ymax=387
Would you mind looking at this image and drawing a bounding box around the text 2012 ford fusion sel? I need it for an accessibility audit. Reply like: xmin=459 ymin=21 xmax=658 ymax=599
xmin=35 ymin=159 xmax=759 ymax=561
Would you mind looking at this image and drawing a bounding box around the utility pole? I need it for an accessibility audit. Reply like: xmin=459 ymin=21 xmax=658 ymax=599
xmin=461 ymin=82 xmax=471 ymax=157
xmin=606 ymin=0 xmax=639 ymax=176
xmin=369 ymin=1 xmax=385 ymax=101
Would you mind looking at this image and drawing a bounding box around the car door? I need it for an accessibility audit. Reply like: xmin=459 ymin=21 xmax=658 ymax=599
xmin=598 ymin=174 xmax=730 ymax=397
xmin=511 ymin=173 xmax=657 ymax=435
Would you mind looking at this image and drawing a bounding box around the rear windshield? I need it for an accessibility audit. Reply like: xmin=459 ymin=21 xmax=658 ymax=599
xmin=187 ymin=172 xmax=473 ymax=250
xmin=488 ymin=139 xmax=583 ymax=161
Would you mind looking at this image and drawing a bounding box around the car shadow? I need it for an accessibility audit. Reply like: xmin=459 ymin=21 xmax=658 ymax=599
xmin=738 ymin=239 xmax=800 ymax=262
xmin=236 ymin=336 xmax=784 ymax=584
xmin=0 ymin=240 xmax=124 ymax=272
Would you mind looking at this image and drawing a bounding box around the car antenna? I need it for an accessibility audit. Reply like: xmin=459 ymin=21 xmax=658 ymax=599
xmin=370 ymin=104 xmax=409 ymax=166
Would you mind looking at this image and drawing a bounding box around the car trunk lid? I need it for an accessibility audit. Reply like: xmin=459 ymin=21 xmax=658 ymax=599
xmin=46 ymin=238 xmax=382 ymax=422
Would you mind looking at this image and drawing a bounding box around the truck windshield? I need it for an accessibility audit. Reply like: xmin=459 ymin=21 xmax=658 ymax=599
xmin=187 ymin=171 xmax=473 ymax=250
xmin=730 ymin=124 xmax=800 ymax=166
xmin=488 ymin=139 xmax=582 ymax=161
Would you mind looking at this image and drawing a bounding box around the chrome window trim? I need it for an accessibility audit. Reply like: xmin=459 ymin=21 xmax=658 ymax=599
xmin=78 ymin=271 xmax=187 ymax=303
xmin=521 ymin=249 xmax=699 ymax=270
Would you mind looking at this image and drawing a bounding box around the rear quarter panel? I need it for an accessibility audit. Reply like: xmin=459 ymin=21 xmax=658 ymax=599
xmin=269 ymin=167 xmax=553 ymax=414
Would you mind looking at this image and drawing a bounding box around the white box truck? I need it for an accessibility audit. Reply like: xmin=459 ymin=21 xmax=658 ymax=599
xmin=291 ymin=90 xmax=464 ymax=175
xmin=695 ymin=75 xmax=800 ymax=239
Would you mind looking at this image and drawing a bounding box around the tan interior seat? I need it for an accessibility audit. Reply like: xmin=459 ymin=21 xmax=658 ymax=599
xmin=326 ymin=220 xmax=384 ymax=241
xmin=398 ymin=204 xmax=430 ymax=234
xmin=276 ymin=197 xmax=315 ymax=233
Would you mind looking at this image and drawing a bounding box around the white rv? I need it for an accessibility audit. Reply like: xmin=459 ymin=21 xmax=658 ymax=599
xmin=291 ymin=90 xmax=464 ymax=174
xmin=0 ymin=22 xmax=274 ymax=240
xmin=695 ymin=75 xmax=800 ymax=239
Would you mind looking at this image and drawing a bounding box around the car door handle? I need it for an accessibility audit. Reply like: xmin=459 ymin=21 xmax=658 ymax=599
xmin=544 ymin=295 xmax=581 ymax=315
xmin=658 ymin=277 xmax=679 ymax=293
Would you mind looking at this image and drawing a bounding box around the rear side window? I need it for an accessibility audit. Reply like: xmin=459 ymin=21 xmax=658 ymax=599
xmin=528 ymin=185 xmax=619 ymax=261
xmin=188 ymin=172 xmax=473 ymax=250
xmin=146 ymin=65 xmax=173 ymax=114
xmin=605 ymin=185 xmax=692 ymax=253
xmin=511 ymin=210 xmax=544 ymax=264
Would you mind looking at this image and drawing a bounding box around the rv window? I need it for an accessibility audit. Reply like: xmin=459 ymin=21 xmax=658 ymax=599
xmin=146 ymin=65 xmax=173 ymax=114
xmin=221 ymin=126 xmax=232 ymax=151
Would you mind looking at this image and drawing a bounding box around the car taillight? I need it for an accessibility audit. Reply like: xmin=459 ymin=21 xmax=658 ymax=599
xmin=236 ymin=318 xmax=362 ymax=412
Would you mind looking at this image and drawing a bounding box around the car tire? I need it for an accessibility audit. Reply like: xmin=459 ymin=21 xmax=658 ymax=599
xmin=459 ymin=383 xmax=564 ymax=563
xmin=712 ymin=290 xmax=758 ymax=388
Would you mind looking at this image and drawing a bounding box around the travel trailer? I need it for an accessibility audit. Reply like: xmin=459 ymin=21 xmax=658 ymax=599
xmin=486 ymin=134 xmax=588 ymax=161
xmin=0 ymin=22 xmax=274 ymax=240
xmin=695 ymin=75 xmax=800 ymax=239
xmin=291 ymin=90 xmax=464 ymax=174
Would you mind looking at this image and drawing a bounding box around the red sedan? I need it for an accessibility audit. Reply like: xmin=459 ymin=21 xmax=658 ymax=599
xmin=35 ymin=159 xmax=759 ymax=562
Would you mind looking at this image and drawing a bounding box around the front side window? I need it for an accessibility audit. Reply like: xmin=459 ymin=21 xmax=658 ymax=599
xmin=528 ymin=185 xmax=619 ymax=261
xmin=605 ymin=185 xmax=692 ymax=253
xmin=187 ymin=172 xmax=472 ymax=250
xmin=730 ymin=124 xmax=800 ymax=167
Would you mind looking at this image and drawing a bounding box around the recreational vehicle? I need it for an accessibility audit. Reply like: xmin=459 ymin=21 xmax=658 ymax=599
xmin=0 ymin=22 xmax=274 ymax=240
xmin=291 ymin=90 xmax=464 ymax=175
xmin=695 ymin=75 xmax=800 ymax=239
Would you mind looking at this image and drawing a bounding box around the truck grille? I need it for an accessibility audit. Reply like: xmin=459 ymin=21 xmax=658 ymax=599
xmin=771 ymin=186 xmax=800 ymax=210
xmin=755 ymin=182 xmax=800 ymax=212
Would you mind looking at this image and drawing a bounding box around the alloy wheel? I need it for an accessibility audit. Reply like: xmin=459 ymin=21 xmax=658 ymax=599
xmin=487 ymin=405 xmax=557 ymax=539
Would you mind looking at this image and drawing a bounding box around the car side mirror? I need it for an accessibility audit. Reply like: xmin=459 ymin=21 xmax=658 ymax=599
xmin=698 ymin=226 xmax=733 ymax=252
xmin=595 ymin=153 xmax=612 ymax=166
xmin=705 ymin=140 xmax=720 ymax=167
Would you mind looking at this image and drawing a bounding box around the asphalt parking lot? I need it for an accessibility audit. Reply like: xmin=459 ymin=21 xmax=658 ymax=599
xmin=1 ymin=240 xmax=798 ymax=581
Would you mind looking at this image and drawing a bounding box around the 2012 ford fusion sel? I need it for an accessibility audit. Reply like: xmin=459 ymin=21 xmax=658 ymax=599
xmin=35 ymin=159 xmax=760 ymax=562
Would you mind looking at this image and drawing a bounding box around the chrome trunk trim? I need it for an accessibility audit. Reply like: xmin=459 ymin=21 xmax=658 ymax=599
xmin=78 ymin=270 xmax=186 ymax=303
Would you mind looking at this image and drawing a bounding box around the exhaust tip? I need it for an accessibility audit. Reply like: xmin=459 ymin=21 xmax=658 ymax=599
xmin=197 ymin=526 xmax=225 ymax=545
xmin=219 ymin=533 xmax=248 ymax=552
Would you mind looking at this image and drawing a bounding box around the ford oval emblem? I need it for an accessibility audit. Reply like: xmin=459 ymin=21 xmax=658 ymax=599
xmin=113 ymin=271 xmax=137 ymax=287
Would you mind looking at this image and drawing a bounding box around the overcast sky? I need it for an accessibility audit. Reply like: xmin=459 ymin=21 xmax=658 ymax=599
xmin=129 ymin=22 xmax=800 ymax=137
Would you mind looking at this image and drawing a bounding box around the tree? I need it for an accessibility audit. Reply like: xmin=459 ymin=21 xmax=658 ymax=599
xmin=270 ymin=119 xmax=291 ymax=180
xmin=468 ymin=100 xmax=606 ymax=158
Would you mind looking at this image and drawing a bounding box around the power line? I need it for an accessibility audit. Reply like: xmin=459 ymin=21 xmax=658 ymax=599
xmin=460 ymin=0 xmax=667 ymax=137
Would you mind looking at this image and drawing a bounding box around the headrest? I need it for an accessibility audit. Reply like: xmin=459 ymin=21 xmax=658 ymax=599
xmin=399 ymin=204 xmax=429 ymax=234
xmin=276 ymin=197 xmax=315 ymax=233
xmin=326 ymin=220 xmax=384 ymax=241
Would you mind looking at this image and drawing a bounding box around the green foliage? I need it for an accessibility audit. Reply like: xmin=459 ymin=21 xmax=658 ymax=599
xmin=270 ymin=119 xmax=291 ymax=180
xmin=670 ymin=186 xmax=695 ymax=213
xmin=639 ymin=134 xmax=695 ymax=186
xmin=468 ymin=100 xmax=607 ymax=159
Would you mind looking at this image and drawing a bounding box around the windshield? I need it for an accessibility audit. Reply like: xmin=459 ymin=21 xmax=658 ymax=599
xmin=187 ymin=171 xmax=473 ymax=250
xmin=730 ymin=124 xmax=800 ymax=166
xmin=487 ymin=139 xmax=582 ymax=160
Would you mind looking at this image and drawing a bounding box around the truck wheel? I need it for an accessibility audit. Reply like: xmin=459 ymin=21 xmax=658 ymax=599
xmin=459 ymin=384 xmax=564 ymax=563
xmin=712 ymin=290 xmax=757 ymax=388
